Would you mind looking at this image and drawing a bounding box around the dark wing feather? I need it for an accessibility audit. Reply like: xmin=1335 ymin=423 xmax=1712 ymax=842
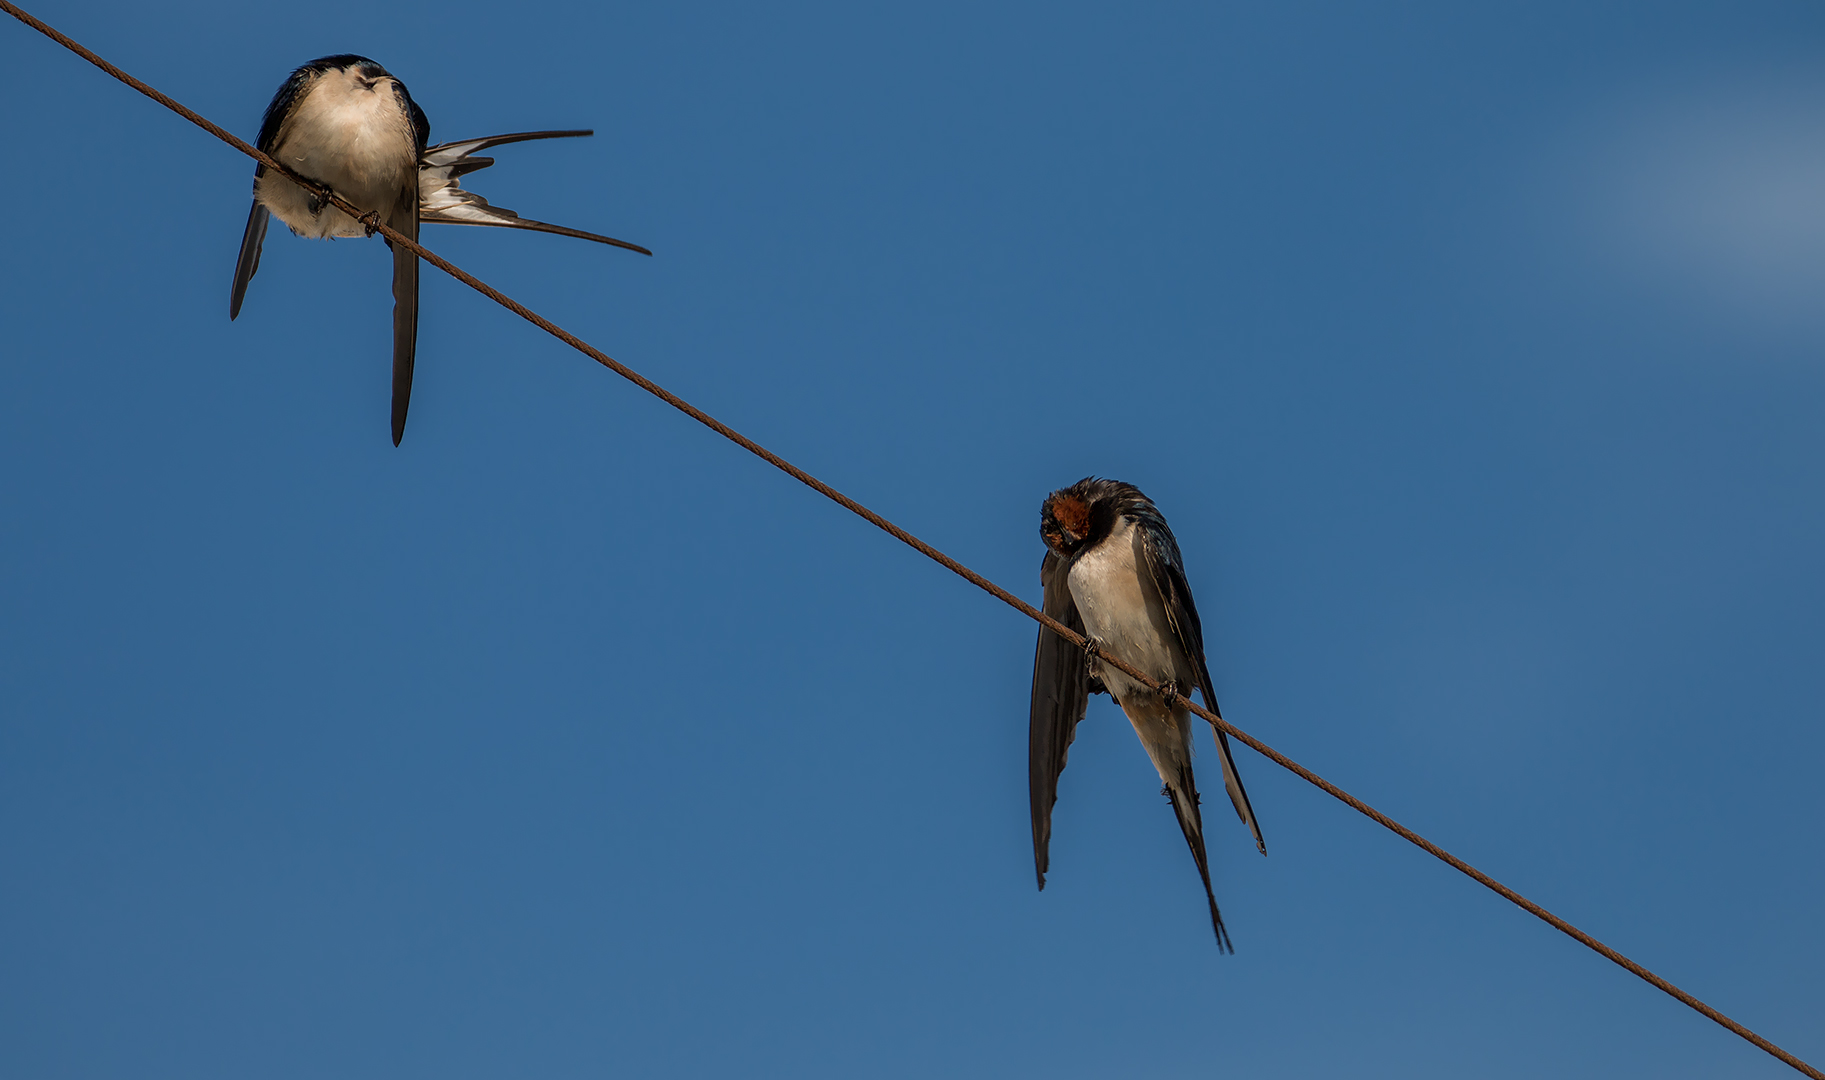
xmin=253 ymin=65 xmax=317 ymax=156
xmin=385 ymin=79 xmax=430 ymax=446
xmin=229 ymin=201 xmax=269 ymax=319
xmin=231 ymin=64 xmax=314 ymax=315
xmin=1139 ymin=522 xmax=1266 ymax=854
xmin=1030 ymin=549 xmax=1091 ymax=890
xmin=404 ymin=88 xmax=431 ymax=156
xmin=387 ymin=190 xmax=419 ymax=447
xmin=418 ymin=131 xmax=652 ymax=256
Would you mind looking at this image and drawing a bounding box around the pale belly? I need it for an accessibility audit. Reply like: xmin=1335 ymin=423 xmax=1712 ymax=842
xmin=1066 ymin=519 xmax=1195 ymax=703
xmin=259 ymin=87 xmax=415 ymax=239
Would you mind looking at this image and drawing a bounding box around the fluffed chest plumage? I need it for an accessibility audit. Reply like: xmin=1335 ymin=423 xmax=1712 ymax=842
xmin=1066 ymin=517 xmax=1194 ymax=695
xmin=258 ymin=72 xmax=417 ymax=239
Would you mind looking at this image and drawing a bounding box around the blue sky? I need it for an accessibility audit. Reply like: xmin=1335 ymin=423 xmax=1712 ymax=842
xmin=3 ymin=2 xmax=1822 ymax=1077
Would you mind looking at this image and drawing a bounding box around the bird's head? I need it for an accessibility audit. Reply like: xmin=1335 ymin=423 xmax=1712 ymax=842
xmin=1040 ymin=488 xmax=1093 ymax=557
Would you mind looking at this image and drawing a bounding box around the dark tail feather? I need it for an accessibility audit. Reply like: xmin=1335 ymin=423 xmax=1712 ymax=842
xmin=420 ymin=129 xmax=595 ymax=163
xmin=1164 ymin=775 xmax=1233 ymax=953
xmin=429 ymin=212 xmax=653 ymax=256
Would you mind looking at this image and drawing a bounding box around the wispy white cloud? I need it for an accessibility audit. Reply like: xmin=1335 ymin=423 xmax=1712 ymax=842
xmin=1543 ymin=72 xmax=1825 ymax=335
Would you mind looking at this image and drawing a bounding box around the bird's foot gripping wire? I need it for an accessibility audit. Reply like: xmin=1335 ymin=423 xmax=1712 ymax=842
xmin=1080 ymin=637 xmax=1112 ymax=699
xmin=1156 ymin=679 xmax=1185 ymax=706
xmin=1080 ymin=635 xmax=1106 ymax=674
xmin=358 ymin=210 xmax=381 ymax=237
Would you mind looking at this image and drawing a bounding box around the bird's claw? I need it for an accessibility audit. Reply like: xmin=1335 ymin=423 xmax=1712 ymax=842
xmin=1157 ymin=679 xmax=1185 ymax=705
xmin=307 ymin=190 xmax=328 ymax=216
xmin=358 ymin=210 xmax=381 ymax=237
xmin=1081 ymin=637 xmax=1106 ymax=687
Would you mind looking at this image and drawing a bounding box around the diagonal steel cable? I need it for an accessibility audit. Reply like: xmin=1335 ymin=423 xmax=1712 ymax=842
xmin=4 ymin=3 xmax=1819 ymax=1076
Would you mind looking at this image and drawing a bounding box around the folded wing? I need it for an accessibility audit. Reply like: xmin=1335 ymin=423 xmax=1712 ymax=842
xmin=388 ymin=194 xmax=419 ymax=447
xmin=1138 ymin=520 xmax=1266 ymax=855
xmin=1030 ymin=549 xmax=1092 ymax=890
xmin=229 ymin=202 xmax=270 ymax=320
xmin=418 ymin=130 xmax=652 ymax=255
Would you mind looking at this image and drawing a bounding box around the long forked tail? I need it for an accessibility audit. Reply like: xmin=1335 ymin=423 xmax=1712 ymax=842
xmin=1163 ymin=776 xmax=1232 ymax=953
xmin=417 ymin=130 xmax=653 ymax=255
xmin=1128 ymin=702 xmax=1234 ymax=950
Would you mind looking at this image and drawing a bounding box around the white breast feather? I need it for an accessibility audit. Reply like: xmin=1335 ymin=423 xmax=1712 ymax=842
xmin=257 ymin=68 xmax=417 ymax=239
xmin=1069 ymin=517 xmax=1201 ymax=792
xmin=1067 ymin=517 xmax=1195 ymax=702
